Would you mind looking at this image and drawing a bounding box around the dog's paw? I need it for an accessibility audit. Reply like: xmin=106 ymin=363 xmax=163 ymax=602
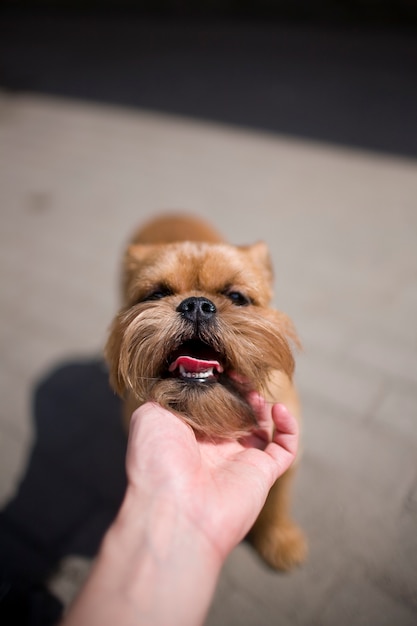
xmin=251 ymin=522 xmax=307 ymax=571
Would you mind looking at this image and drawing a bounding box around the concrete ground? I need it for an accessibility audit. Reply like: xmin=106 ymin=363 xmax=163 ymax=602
xmin=0 ymin=13 xmax=416 ymax=625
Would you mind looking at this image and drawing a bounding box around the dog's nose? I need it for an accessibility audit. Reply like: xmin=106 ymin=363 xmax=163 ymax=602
xmin=176 ymin=297 xmax=216 ymax=323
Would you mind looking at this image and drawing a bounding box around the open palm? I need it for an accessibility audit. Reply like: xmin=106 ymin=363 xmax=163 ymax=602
xmin=126 ymin=394 xmax=299 ymax=561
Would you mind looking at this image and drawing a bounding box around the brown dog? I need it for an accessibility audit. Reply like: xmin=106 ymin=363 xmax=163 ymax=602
xmin=105 ymin=213 xmax=306 ymax=570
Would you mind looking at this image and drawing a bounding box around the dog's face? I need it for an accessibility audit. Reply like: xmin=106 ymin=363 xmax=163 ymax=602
xmin=106 ymin=240 xmax=297 ymax=438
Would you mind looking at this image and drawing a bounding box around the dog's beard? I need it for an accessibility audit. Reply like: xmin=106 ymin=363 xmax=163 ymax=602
xmin=106 ymin=301 xmax=296 ymax=438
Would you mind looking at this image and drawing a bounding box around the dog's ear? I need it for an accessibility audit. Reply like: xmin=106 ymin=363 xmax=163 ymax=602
xmin=126 ymin=243 xmax=154 ymax=264
xmin=104 ymin=318 xmax=126 ymax=397
xmin=240 ymin=241 xmax=274 ymax=287
xmin=122 ymin=244 xmax=155 ymax=303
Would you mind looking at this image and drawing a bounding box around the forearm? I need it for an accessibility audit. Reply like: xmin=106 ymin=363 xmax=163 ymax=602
xmin=61 ymin=486 xmax=222 ymax=626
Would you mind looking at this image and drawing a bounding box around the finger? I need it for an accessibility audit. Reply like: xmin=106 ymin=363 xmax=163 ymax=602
xmin=261 ymin=404 xmax=299 ymax=479
xmin=128 ymin=402 xmax=194 ymax=459
xmin=245 ymin=392 xmax=274 ymax=445
xmin=130 ymin=401 xmax=192 ymax=436
xmin=126 ymin=402 xmax=201 ymax=491
xmin=228 ymin=370 xmax=252 ymax=387
xmin=271 ymin=403 xmax=299 ymax=455
xmin=129 ymin=401 xmax=166 ymax=444
xmin=126 ymin=402 xmax=164 ymax=469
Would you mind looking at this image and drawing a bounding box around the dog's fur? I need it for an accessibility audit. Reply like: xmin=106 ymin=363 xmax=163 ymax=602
xmin=105 ymin=213 xmax=306 ymax=570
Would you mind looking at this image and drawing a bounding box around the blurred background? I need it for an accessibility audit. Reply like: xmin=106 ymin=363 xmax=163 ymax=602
xmin=1 ymin=2 xmax=417 ymax=625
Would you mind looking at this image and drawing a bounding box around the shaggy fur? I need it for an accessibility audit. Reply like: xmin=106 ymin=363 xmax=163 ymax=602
xmin=105 ymin=213 xmax=307 ymax=570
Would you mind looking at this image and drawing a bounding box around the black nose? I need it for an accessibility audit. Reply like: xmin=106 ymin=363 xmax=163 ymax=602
xmin=176 ymin=297 xmax=217 ymax=323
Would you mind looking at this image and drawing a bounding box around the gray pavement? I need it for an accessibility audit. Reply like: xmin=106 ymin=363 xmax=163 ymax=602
xmin=0 ymin=16 xmax=417 ymax=626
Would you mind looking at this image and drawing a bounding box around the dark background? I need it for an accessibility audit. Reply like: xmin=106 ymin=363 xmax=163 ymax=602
xmin=1 ymin=1 xmax=417 ymax=157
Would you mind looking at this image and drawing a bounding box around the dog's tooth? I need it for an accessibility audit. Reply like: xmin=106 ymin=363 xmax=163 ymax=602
xmin=178 ymin=365 xmax=214 ymax=380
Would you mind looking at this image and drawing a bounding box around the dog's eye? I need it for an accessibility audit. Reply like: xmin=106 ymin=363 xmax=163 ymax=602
xmin=227 ymin=291 xmax=251 ymax=306
xmin=143 ymin=287 xmax=173 ymax=302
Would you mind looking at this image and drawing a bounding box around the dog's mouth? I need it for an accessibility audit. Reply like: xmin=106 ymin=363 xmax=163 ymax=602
xmin=167 ymin=340 xmax=224 ymax=382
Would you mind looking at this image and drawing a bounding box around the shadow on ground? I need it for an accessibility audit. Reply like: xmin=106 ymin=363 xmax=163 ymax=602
xmin=0 ymin=359 xmax=126 ymax=624
xmin=1 ymin=9 xmax=417 ymax=158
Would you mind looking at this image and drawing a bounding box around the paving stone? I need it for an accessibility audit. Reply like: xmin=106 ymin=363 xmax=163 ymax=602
xmin=207 ymin=580 xmax=270 ymax=626
xmin=407 ymin=476 xmax=417 ymax=512
xmin=295 ymin=453 xmax=406 ymax=580
xmin=31 ymin=360 xmax=121 ymax=454
xmin=293 ymin=313 xmax=349 ymax=356
xmin=0 ymin=519 xmax=53 ymax=582
xmin=1 ymin=453 xmax=97 ymax=550
xmin=373 ymin=381 xmax=417 ymax=444
xmin=347 ymin=329 xmax=417 ymax=386
xmin=213 ymin=541 xmax=339 ymax=626
xmin=0 ymin=428 xmax=30 ymax=508
xmin=47 ymin=555 xmax=92 ymax=610
xmin=315 ymin=568 xmax=417 ymax=626
xmin=0 ymin=88 xmax=416 ymax=626
xmin=29 ymin=359 xmax=127 ymax=505
xmin=371 ymin=504 xmax=417 ymax=613
xmin=302 ymin=391 xmax=417 ymax=503
xmin=297 ymin=349 xmax=386 ymax=421
xmin=0 ymin=366 xmax=33 ymax=442
xmin=47 ymin=510 xmax=117 ymax=608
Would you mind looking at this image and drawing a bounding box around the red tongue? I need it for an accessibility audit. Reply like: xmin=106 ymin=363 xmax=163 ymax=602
xmin=169 ymin=356 xmax=223 ymax=373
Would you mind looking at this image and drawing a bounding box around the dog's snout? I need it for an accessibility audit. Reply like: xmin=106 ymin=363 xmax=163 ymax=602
xmin=177 ymin=296 xmax=216 ymax=323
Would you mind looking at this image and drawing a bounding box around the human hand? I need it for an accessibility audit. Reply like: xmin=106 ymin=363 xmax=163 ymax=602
xmin=61 ymin=397 xmax=298 ymax=626
xmin=125 ymin=394 xmax=299 ymax=562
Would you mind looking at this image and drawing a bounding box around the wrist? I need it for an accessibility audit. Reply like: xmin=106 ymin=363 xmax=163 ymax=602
xmin=101 ymin=485 xmax=222 ymax=626
xmin=113 ymin=484 xmax=225 ymax=566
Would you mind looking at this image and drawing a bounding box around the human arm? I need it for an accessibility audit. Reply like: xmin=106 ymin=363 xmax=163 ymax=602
xmin=61 ymin=396 xmax=299 ymax=626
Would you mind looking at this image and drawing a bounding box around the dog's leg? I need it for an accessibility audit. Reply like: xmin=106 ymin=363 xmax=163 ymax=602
xmin=249 ymin=465 xmax=307 ymax=571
